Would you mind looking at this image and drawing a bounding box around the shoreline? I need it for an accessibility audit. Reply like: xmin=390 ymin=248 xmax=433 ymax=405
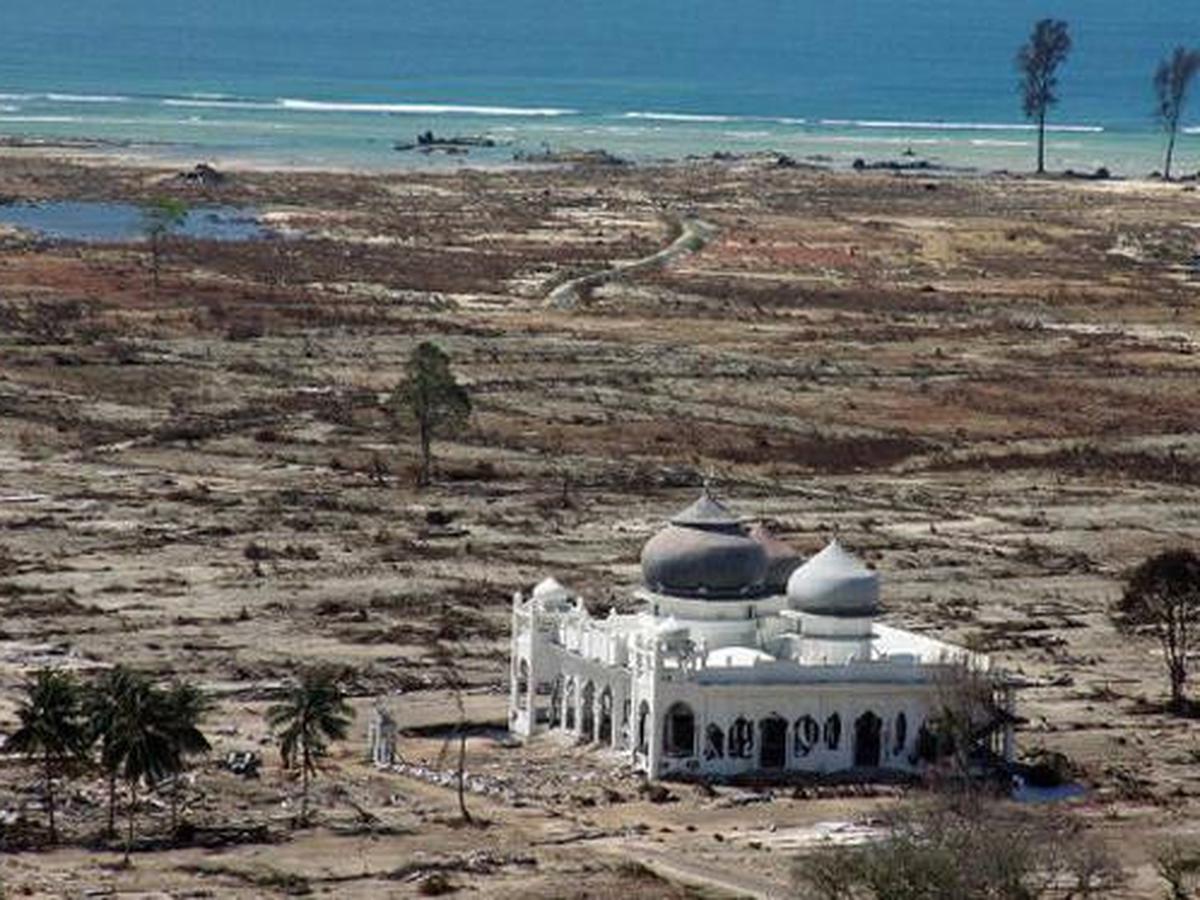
xmin=0 ymin=140 xmax=1193 ymax=198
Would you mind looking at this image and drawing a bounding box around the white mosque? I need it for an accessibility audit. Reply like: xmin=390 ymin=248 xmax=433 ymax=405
xmin=508 ymin=493 xmax=1015 ymax=780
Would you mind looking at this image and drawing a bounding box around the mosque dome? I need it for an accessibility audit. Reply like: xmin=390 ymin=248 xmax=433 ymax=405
xmin=749 ymin=523 xmax=803 ymax=593
xmin=640 ymin=494 xmax=769 ymax=599
xmin=786 ymin=540 xmax=879 ymax=616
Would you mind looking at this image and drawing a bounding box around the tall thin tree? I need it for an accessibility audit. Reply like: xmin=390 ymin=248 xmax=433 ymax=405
xmin=1154 ymin=47 xmax=1200 ymax=181
xmin=1017 ymin=19 xmax=1072 ymax=175
xmin=4 ymin=669 xmax=88 ymax=845
xmin=84 ymin=666 xmax=137 ymax=839
xmin=140 ymin=197 xmax=188 ymax=293
xmin=106 ymin=673 xmax=177 ymax=864
xmin=388 ymin=341 xmax=471 ymax=487
xmin=265 ymin=668 xmax=355 ymax=825
xmin=160 ymin=680 xmax=212 ymax=834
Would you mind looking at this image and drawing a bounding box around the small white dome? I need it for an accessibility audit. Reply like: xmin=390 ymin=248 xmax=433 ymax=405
xmin=786 ymin=540 xmax=879 ymax=616
xmin=532 ymin=577 xmax=572 ymax=605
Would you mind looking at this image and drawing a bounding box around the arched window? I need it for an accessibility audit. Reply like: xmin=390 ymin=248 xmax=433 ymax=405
xmin=564 ymin=678 xmax=576 ymax=730
xmin=704 ymin=723 xmax=725 ymax=760
xmin=729 ymin=717 xmax=754 ymax=758
xmin=915 ymin=721 xmax=938 ymax=762
xmin=824 ymin=713 xmax=842 ymax=751
xmin=598 ymin=687 xmax=614 ymax=744
xmin=794 ymin=715 xmax=820 ymax=757
xmin=516 ymin=659 xmax=530 ymax=703
xmin=581 ymin=681 xmax=596 ymax=741
xmin=663 ymin=702 xmax=696 ymax=758
xmin=854 ymin=711 xmax=882 ymax=768
xmin=636 ymin=701 xmax=650 ymax=754
xmin=894 ymin=712 xmax=908 ymax=756
xmin=549 ymin=675 xmax=563 ymax=728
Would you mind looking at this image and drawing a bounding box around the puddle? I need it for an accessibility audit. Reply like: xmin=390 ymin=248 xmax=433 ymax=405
xmin=0 ymin=200 xmax=273 ymax=242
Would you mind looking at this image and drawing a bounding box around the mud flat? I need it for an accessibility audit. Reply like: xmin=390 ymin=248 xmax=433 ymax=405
xmin=0 ymin=154 xmax=1198 ymax=896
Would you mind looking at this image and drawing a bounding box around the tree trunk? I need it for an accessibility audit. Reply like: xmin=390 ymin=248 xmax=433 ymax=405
xmin=418 ymin=418 xmax=432 ymax=487
xmin=1170 ymin=660 xmax=1187 ymax=712
xmin=125 ymin=781 xmax=136 ymax=865
xmin=170 ymin=779 xmax=179 ymax=836
xmin=1165 ymin=128 xmax=1178 ymax=181
xmin=457 ymin=728 xmax=471 ymax=823
xmin=300 ymin=744 xmax=310 ymax=825
xmin=106 ymin=769 xmax=116 ymax=839
xmin=1037 ymin=110 xmax=1046 ymax=174
xmin=44 ymin=752 xmax=56 ymax=845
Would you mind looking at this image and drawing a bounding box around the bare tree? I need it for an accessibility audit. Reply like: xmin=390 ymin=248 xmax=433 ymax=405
xmin=1113 ymin=549 xmax=1200 ymax=713
xmin=428 ymin=632 xmax=474 ymax=824
xmin=921 ymin=661 xmax=1009 ymax=788
xmin=795 ymin=794 xmax=1123 ymax=899
xmin=1154 ymin=47 xmax=1200 ymax=180
xmin=1017 ymin=19 xmax=1072 ymax=174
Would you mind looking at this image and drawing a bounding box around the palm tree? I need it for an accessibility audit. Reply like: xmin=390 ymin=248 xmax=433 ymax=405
xmin=5 ymin=668 xmax=88 ymax=844
xmin=265 ymin=668 xmax=355 ymax=825
xmin=160 ymin=680 xmax=212 ymax=834
xmin=84 ymin=666 xmax=137 ymax=839
xmin=106 ymin=673 xmax=176 ymax=864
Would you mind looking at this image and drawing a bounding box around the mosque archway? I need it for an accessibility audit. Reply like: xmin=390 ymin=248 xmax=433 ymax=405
xmin=581 ymin=681 xmax=596 ymax=741
xmin=564 ymin=678 xmax=577 ymax=730
xmin=893 ymin=712 xmax=907 ymax=757
xmin=760 ymin=715 xmax=787 ymax=769
xmin=636 ymin=701 xmax=650 ymax=754
xmin=549 ymin=675 xmax=563 ymax=728
xmin=663 ymin=702 xmax=696 ymax=758
xmin=516 ymin=659 xmax=530 ymax=705
xmin=598 ymin=686 xmax=613 ymax=744
xmin=854 ymin=711 xmax=883 ymax=767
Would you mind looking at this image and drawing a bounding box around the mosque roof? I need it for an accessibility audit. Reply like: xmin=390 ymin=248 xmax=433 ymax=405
xmin=641 ymin=493 xmax=769 ymax=600
xmin=669 ymin=493 xmax=743 ymax=530
xmin=748 ymin=523 xmax=804 ymax=592
xmin=786 ymin=540 xmax=880 ymax=616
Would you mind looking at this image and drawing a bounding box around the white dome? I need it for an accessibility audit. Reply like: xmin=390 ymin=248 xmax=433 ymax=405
xmin=786 ymin=540 xmax=879 ymax=616
xmin=532 ymin=577 xmax=573 ymax=608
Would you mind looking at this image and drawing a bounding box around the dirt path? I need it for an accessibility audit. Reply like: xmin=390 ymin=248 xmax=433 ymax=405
xmin=546 ymin=214 xmax=716 ymax=308
xmin=603 ymin=840 xmax=782 ymax=898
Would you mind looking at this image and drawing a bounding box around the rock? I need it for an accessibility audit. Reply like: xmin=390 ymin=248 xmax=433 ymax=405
xmin=177 ymin=163 xmax=226 ymax=187
xmin=636 ymin=781 xmax=675 ymax=804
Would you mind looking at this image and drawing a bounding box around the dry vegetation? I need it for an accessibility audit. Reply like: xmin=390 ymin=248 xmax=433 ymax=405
xmin=0 ymin=154 xmax=1199 ymax=895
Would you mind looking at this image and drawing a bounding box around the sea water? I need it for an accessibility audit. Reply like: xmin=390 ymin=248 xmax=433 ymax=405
xmin=0 ymin=0 xmax=1195 ymax=174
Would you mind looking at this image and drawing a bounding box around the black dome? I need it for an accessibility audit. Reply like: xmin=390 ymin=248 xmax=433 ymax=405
xmin=640 ymin=494 xmax=769 ymax=599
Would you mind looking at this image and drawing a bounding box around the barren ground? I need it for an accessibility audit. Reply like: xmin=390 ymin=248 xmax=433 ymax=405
xmin=1 ymin=154 xmax=1200 ymax=896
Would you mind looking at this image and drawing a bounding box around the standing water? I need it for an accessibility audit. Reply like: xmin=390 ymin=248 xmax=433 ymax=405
xmin=0 ymin=202 xmax=271 ymax=243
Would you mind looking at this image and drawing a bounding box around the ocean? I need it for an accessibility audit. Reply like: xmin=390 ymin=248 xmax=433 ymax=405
xmin=0 ymin=0 xmax=1195 ymax=174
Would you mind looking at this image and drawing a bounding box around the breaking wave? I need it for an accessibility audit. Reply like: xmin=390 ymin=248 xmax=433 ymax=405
xmin=819 ymin=118 xmax=1103 ymax=133
xmin=45 ymin=93 xmax=131 ymax=104
xmin=276 ymin=98 xmax=576 ymax=116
